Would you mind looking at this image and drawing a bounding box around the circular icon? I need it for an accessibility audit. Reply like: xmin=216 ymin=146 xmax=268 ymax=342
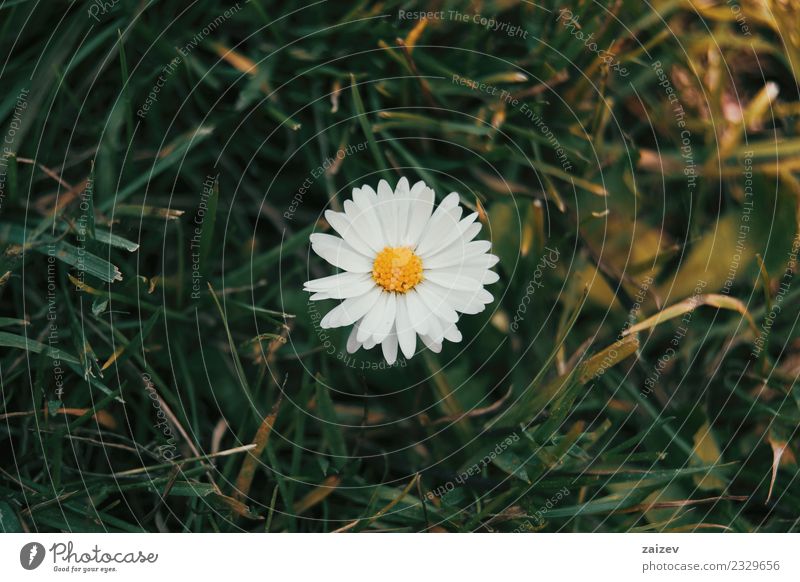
xmin=19 ymin=542 xmax=46 ymax=570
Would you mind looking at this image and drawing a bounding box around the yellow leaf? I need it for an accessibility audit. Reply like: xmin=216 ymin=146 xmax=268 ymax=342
xmin=663 ymin=215 xmax=750 ymax=298
xmin=691 ymin=421 xmax=726 ymax=490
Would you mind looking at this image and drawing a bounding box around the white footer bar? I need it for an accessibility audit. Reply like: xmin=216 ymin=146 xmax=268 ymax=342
xmin=2 ymin=533 xmax=797 ymax=581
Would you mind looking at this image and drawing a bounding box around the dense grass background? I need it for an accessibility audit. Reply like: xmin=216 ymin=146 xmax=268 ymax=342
xmin=1 ymin=0 xmax=800 ymax=532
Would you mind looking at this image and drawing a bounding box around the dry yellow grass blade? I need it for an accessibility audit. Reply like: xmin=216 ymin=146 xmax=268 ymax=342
xmin=766 ymin=430 xmax=796 ymax=503
xmin=68 ymin=273 xmax=100 ymax=295
xmin=365 ymin=473 xmax=420 ymax=525
xmin=404 ymin=17 xmax=428 ymax=51
xmin=334 ymin=474 xmax=421 ymax=532
xmin=710 ymin=82 xmax=779 ymax=175
xmin=34 ymin=177 xmax=89 ymax=214
xmin=428 ymin=385 xmax=513 ymax=426
xmin=524 ymin=335 xmax=640 ymax=413
xmin=0 ymin=407 xmax=116 ymax=429
xmin=100 ymin=345 xmax=125 ymax=372
xmin=578 ymin=335 xmax=641 ymax=383
xmin=211 ymin=41 xmax=276 ymax=100
xmin=294 ymin=475 xmax=342 ymax=515
xmin=211 ymin=41 xmax=258 ymax=75
xmin=214 ymin=492 xmax=261 ymax=520
xmin=234 ymin=397 xmax=282 ymax=502
xmin=111 ymin=444 xmax=255 ymax=478
xmin=623 ymin=293 xmax=756 ymax=336
xmin=621 ymin=494 xmax=748 ymax=515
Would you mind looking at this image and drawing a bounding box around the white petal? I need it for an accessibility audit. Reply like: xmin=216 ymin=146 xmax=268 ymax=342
xmin=357 ymin=291 xmax=389 ymax=342
xmin=416 ymin=206 xmax=464 ymax=258
xmin=351 ymin=187 xmax=387 ymax=250
xmin=460 ymin=212 xmax=479 ymax=229
xmin=423 ymin=270 xmax=482 ymax=292
xmin=394 ymin=177 xmax=411 ymax=248
xmin=425 ymin=265 xmax=498 ymax=285
xmin=462 ymin=253 xmax=500 ymax=270
xmin=372 ymin=291 xmax=397 ymax=344
xmin=443 ymin=323 xmax=462 ymax=343
xmin=377 ymin=179 xmax=393 ymax=197
xmin=424 ymin=240 xmax=493 ymax=270
xmin=304 ymin=272 xmax=374 ymax=299
xmin=395 ymin=294 xmax=416 ymax=359
xmin=426 ymin=283 xmax=493 ymax=314
xmin=347 ymin=322 xmax=362 ymax=353
xmin=324 ymin=210 xmax=374 ymax=256
xmin=420 ymin=334 xmax=442 ymax=353
xmin=416 ymin=197 xmax=463 ymax=257
xmin=310 ymin=233 xmax=372 ymax=272
xmin=403 ymin=184 xmax=435 ymax=246
xmin=409 ymin=181 xmax=427 ymax=197
xmin=415 ymin=281 xmax=459 ymax=324
xmin=320 ymin=286 xmax=381 ymax=328
xmin=424 ymin=212 xmax=479 ymax=254
xmin=375 ymin=180 xmax=399 ymax=246
xmin=463 ymin=222 xmax=482 ymax=242
xmin=483 ymin=270 xmax=499 ymax=284
xmin=404 ymin=289 xmax=431 ymax=336
xmin=304 ymin=271 xmax=369 ymax=291
xmin=425 ymin=314 xmax=445 ymax=344
xmin=381 ymin=327 xmax=398 ymax=364
xmin=343 ymin=200 xmax=385 ymax=253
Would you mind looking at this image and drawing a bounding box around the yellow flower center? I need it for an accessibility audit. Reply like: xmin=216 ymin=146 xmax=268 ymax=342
xmin=372 ymin=246 xmax=423 ymax=293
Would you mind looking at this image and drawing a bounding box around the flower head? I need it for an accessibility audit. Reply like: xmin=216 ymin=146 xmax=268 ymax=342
xmin=304 ymin=177 xmax=499 ymax=364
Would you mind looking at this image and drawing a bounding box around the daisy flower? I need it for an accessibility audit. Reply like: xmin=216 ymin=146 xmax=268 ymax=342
xmin=304 ymin=177 xmax=499 ymax=364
